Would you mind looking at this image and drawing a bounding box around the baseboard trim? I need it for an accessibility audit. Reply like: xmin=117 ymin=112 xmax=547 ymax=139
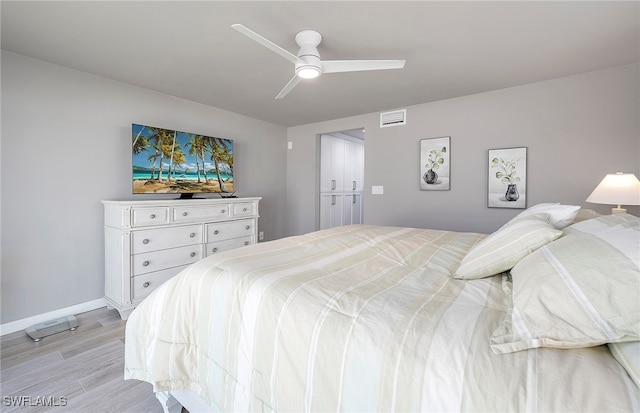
xmin=0 ymin=298 xmax=108 ymax=336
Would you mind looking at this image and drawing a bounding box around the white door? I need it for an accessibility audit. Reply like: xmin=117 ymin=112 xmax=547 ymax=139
xmin=343 ymin=193 xmax=362 ymax=225
xmin=344 ymin=140 xmax=364 ymax=192
xmin=320 ymin=135 xmax=345 ymax=192
xmin=320 ymin=193 xmax=344 ymax=230
xmin=319 ymin=132 xmax=364 ymax=230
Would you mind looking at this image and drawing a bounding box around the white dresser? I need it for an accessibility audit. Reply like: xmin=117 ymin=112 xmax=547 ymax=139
xmin=102 ymin=197 xmax=261 ymax=319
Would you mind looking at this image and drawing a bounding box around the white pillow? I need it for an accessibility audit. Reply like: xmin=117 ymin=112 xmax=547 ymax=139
xmin=453 ymin=214 xmax=563 ymax=279
xmin=490 ymin=213 xmax=640 ymax=354
xmin=515 ymin=203 xmax=580 ymax=229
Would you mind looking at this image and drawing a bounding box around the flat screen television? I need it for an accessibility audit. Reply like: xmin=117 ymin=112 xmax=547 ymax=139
xmin=132 ymin=123 xmax=234 ymax=198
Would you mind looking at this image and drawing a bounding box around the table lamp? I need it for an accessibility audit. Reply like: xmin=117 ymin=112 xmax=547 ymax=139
xmin=586 ymin=172 xmax=640 ymax=214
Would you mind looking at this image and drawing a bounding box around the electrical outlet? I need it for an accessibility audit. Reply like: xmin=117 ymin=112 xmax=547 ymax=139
xmin=259 ymin=231 xmax=264 ymax=241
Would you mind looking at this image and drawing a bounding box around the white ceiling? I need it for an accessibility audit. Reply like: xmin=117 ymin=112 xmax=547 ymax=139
xmin=2 ymin=1 xmax=638 ymax=127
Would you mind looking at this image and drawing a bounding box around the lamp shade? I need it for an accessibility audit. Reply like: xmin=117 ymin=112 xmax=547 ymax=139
xmin=586 ymin=172 xmax=640 ymax=213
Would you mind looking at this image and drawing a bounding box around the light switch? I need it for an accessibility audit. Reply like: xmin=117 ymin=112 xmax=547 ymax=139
xmin=372 ymin=186 xmax=384 ymax=195
xmin=287 ymin=141 xmax=293 ymax=150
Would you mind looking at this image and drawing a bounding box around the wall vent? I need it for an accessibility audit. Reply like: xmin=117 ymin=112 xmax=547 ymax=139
xmin=380 ymin=109 xmax=406 ymax=128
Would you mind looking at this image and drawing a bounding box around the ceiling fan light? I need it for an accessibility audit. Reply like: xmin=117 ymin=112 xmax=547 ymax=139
xmin=296 ymin=66 xmax=321 ymax=79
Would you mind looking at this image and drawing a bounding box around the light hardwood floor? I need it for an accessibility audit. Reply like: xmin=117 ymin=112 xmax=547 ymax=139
xmin=0 ymin=307 xmax=164 ymax=413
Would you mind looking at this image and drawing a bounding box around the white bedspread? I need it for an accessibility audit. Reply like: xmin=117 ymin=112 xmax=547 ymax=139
xmin=125 ymin=225 xmax=640 ymax=412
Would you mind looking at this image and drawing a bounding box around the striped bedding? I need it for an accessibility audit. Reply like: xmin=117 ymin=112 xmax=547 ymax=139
xmin=124 ymin=224 xmax=640 ymax=412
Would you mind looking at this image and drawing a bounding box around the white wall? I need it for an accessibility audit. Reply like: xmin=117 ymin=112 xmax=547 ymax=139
xmin=286 ymin=64 xmax=640 ymax=236
xmin=1 ymin=52 xmax=288 ymax=324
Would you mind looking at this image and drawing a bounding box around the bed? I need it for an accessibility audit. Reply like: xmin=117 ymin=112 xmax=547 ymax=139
xmin=124 ymin=204 xmax=640 ymax=412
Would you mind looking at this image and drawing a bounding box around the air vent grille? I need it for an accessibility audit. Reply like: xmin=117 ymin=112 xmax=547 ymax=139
xmin=380 ymin=109 xmax=406 ymax=128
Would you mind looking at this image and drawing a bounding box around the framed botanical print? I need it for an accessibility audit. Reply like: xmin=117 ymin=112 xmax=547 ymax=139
xmin=488 ymin=147 xmax=527 ymax=208
xmin=420 ymin=137 xmax=450 ymax=191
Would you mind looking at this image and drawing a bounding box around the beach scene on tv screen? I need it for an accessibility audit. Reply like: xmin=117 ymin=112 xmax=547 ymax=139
xmin=132 ymin=124 xmax=234 ymax=194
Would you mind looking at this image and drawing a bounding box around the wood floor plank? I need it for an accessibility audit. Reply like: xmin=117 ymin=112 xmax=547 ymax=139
xmin=125 ymin=390 xmax=166 ymax=413
xmin=0 ymin=321 xmax=104 ymax=365
xmin=77 ymin=355 xmax=126 ymax=392
xmin=57 ymin=322 xmax=125 ymax=360
xmin=0 ymin=307 xmax=164 ymax=412
xmin=2 ymin=380 xmax=85 ymax=413
xmin=96 ymin=311 xmax=124 ymax=327
xmin=0 ymin=306 xmax=122 ymax=358
xmin=66 ymin=376 xmax=161 ymax=412
xmin=0 ymin=329 xmax=35 ymax=350
xmin=2 ymin=340 xmax=123 ymax=395
xmin=115 ymin=381 xmax=165 ymax=413
xmin=0 ymin=351 xmax=64 ymax=383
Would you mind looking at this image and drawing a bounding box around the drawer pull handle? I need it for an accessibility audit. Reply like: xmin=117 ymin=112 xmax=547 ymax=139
xmin=143 ymin=282 xmax=150 ymax=288
xmin=221 ymin=209 xmax=226 ymax=214
xmin=143 ymin=261 xmax=150 ymax=267
xmin=150 ymin=214 xmax=156 ymax=219
xmin=190 ymin=232 xmax=196 ymax=238
xmin=244 ymin=241 xmax=249 ymax=246
xmin=142 ymin=239 xmax=149 ymax=244
xmin=214 ymin=230 xmax=219 ymax=235
xmin=212 ymin=248 xmax=218 ymax=253
xmin=183 ymin=212 xmax=188 ymax=216
xmin=190 ymin=252 xmax=196 ymax=257
xmin=243 ymin=208 xmax=248 ymax=212
xmin=245 ymin=225 xmax=250 ymax=230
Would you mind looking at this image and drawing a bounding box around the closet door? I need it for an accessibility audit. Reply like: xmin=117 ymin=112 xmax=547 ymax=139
xmin=320 ymin=135 xmax=345 ymax=192
xmin=319 ymin=133 xmax=364 ymax=230
xmin=344 ymin=140 xmax=364 ymax=192
xmin=320 ymin=193 xmax=344 ymax=230
xmin=343 ymin=193 xmax=362 ymax=225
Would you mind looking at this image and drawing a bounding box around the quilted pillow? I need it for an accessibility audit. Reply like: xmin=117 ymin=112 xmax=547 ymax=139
xmin=514 ymin=203 xmax=580 ymax=229
xmin=453 ymin=214 xmax=563 ymax=279
xmin=491 ymin=213 xmax=640 ymax=354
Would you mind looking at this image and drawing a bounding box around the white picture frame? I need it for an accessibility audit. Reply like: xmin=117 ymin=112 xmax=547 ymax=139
xmin=420 ymin=137 xmax=450 ymax=191
xmin=488 ymin=147 xmax=527 ymax=208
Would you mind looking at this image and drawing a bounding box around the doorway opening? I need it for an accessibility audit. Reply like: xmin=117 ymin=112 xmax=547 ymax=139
xmin=319 ymin=128 xmax=365 ymax=230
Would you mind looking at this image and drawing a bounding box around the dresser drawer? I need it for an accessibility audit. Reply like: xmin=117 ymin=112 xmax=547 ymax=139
xmin=131 ymin=224 xmax=202 ymax=254
xmin=132 ymin=244 xmax=202 ymax=276
xmin=131 ymin=265 xmax=188 ymax=301
xmin=232 ymin=202 xmax=255 ymax=217
xmin=131 ymin=207 xmax=170 ymax=227
xmin=206 ymin=219 xmax=255 ymax=242
xmin=206 ymin=235 xmax=254 ymax=256
xmin=173 ymin=204 xmax=230 ymax=223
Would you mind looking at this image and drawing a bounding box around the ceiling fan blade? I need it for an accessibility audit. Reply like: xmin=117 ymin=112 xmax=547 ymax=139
xmin=232 ymin=24 xmax=300 ymax=65
xmin=322 ymin=59 xmax=406 ymax=74
xmin=275 ymin=75 xmax=302 ymax=99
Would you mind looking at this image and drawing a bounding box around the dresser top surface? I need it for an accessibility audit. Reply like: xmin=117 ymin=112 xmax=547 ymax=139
xmin=102 ymin=197 xmax=261 ymax=206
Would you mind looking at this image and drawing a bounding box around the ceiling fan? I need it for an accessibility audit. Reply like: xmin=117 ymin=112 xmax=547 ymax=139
xmin=231 ymin=24 xmax=406 ymax=99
